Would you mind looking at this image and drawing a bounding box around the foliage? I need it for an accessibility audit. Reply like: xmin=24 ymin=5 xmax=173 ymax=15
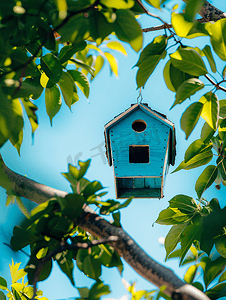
xmin=0 ymin=0 xmax=226 ymax=299
xmin=10 ymin=160 xmax=130 ymax=286
xmin=0 ymin=260 xmax=48 ymax=300
xmin=165 ymin=242 xmax=226 ymax=300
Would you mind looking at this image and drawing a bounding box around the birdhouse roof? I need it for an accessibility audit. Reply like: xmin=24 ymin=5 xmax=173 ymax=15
xmin=104 ymin=103 xmax=176 ymax=166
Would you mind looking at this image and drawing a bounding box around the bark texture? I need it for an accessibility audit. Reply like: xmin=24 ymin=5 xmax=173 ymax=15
xmin=0 ymin=155 xmax=210 ymax=300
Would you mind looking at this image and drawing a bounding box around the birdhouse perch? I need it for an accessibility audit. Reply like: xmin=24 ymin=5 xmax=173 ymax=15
xmin=104 ymin=103 xmax=176 ymax=199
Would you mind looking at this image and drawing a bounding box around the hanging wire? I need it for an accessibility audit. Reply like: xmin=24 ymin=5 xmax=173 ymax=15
xmin=137 ymin=88 xmax=143 ymax=104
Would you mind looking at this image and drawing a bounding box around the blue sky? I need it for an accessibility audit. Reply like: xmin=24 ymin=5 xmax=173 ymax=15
xmin=0 ymin=0 xmax=226 ymax=299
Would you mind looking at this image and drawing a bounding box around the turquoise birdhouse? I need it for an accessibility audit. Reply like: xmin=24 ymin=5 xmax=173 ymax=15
xmin=104 ymin=103 xmax=176 ymax=199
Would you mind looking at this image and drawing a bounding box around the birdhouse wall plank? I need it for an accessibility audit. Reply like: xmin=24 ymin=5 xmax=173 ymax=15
xmin=109 ymin=109 xmax=170 ymax=177
xmin=105 ymin=104 xmax=176 ymax=198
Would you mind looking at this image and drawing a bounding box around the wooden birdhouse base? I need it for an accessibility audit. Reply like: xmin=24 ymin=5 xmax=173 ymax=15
xmin=116 ymin=177 xmax=162 ymax=199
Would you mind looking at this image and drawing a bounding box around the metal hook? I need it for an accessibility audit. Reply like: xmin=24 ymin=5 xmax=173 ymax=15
xmin=137 ymin=88 xmax=143 ymax=104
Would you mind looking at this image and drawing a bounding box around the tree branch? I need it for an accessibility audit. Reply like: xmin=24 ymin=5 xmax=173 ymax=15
xmin=0 ymin=154 xmax=210 ymax=300
xmin=142 ymin=0 xmax=226 ymax=33
xmin=31 ymin=236 xmax=119 ymax=300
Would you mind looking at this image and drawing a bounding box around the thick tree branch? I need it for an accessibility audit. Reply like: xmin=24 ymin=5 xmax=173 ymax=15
xmin=0 ymin=154 xmax=210 ymax=300
xmin=142 ymin=0 xmax=226 ymax=33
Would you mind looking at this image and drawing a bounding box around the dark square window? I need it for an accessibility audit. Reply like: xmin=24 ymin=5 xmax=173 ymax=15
xmin=129 ymin=145 xmax=149 ymax=163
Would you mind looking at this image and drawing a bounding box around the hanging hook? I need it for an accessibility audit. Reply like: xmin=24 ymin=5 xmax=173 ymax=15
xmin=137 ymin=88 xmax=143 ymax=104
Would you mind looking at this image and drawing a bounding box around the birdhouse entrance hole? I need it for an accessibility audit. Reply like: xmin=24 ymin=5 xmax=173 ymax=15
xmin=129 ymin=145 xmax=149 ymax=163
xmin=132 ymin=120 xmax=147 ymax=132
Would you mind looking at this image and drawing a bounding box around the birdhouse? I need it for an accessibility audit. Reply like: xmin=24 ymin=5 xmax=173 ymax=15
xmin=104 ymin=103 xmax=176 ymax=199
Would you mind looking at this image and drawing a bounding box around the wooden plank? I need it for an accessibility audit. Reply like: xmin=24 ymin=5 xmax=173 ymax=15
xmin=117 ymin=187 xmax=161 ymax=198
xmin=134 ymin=178 xmax=144 ymax=188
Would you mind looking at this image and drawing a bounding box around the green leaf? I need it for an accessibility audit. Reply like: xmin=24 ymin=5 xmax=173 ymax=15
xmin=67 ymin=69 xmax=90 ymax=98
xmin=223 ymin=65 xmax=226 ymax=79
xmin=83 ymin=255 xmax=101 ymax=280
xmin=191 ymin=282 xmax=204 ymax=292
xmin=165 ymin=222 xmax=190 ymax=259
xmin=184 ymin=265 xmax=198 ymax=284
xmin=10 ymin=49 xmax=40 ymax=77
xmin=219 ymin=269 xmax=226 ymax=282
xmin=0 ymin=94 xmax=24 ymax=153
xmin=45 ymin=85 xmax=62 ymax=125
xmin=184 ymin=0 xmax=204 ymax=22
xmin=89 ymin=11 xmax=114 ymax=45
xmin=9 ymin=261 xmax=26 ymax=284
xmin=53 ymin=0 xmax=67 ymax=20
xmin=57 ymin=194 xmax=85 ymax=219
xmin=163 ymin=60 xmax=176 ymax=92
xmin=180 ymin=102 xmax=203 ymax=139
xmin=136 ymin=35 xmax=167 ymax=66
xmin=199 ymin=92 xmax=219 ymax=130
xmin=93 ymin=55 xmax=105 ymax=78
xmin=195 ymin=165 xmax=218 ymax=198
xmin=0 ymin=291 xmax=6 ymax=300
xmin=201 ymin=122 xmax=215 ymax=143
xmin=10 ymin=226 xmax=39 ymax=251
xmin=208 ymin=19 xmax=226 ymax=61
xmin=100 ymin=0 xmax=134 ymax=8
xmin=112 ymin=211 xmax=121 ymax=227
xmin=41 ymin=53 xmax=63 ymax=83
xmin=100 ymin=197 xmax=133 ymax=214
xmin=106 ymin=41 xmax=127 ymax=56
xmin=104 ymin=52 xmax=118 ymax=77
xmin=202 ymin=45 xmax=217 ymax=73
xmin=144 ymin=0 xmax=160 ymax=8
xmin=15 ymin=196 xmax=30 ymax=218
xmin=62 ymin=160 xmax=91 ymax=183
xmin=83 ymin=181 xmax=104 ymax=198
xmin=155 ymin=207 xmax=192 ymax=225
xmin=0 ymin=277 xmax=7 ymax=290
xmin=77 ymin=287 xmax=89 ymax=299
xmin=69 ymin=58 xmax=95 ymax=76
xmin=26 ymin=257 xmax=52 ymax=284
xmin=58 ymin=42 xmax=87 ymax=64
xmin=89 ymin=280 xmax=111 ymax=298
xmin=170 ymin=48 xmax=208 ymax=76
xmin=172 ymin=78 xmax=204 ymax=108
xmin=21 ymin=99 xmax=38 ymax=134
xmin=11 ymin=77 xmax=43 ymax=100
xmin=114 ymin=10 xmax=143 ymax=52
xmin=215 ymin=236 xmax=226 ymax=258
xmin=169 ymin=194 xmax=197 ymax=213
xmin=136 ymin=52 xmax=166 ymax=88
xmin=58 ymin=14 xmax=89 ymax=44
xmin=204 ymin=257 xmax=226 ymax=288
xmin=180 ymin=224 xmax=201 ymax=264
xmin=26 ymin=41 xmax=42 ymax=58
xmin=36 ymin=247 xmax=48 ymax=259
xmin=172 ymin=150 xmax=213 ymax=172
xmin=171 ymin=13 xmax=209 ymax=39
xmin=164 ymin=60 xmax=194 ymax=93
xmin=205 ymin=282 xmax=226 ymax=299
xmin=56 ymin=251 xmax=75 ymax=286
xmin=167 ymin=249 xmax=181 ymax=260
xmin=58 ymin=71 xmax=77 ymax=109
xmin=219 ymin=99 xmax=226 ymax=118
xmin=185 ymin=139 xmax=212 ymax=163
xmin=216 ymin=156 xmax=226 ymax=180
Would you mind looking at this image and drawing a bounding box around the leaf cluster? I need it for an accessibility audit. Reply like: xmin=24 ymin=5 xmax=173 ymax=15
xmin=10 ymin=160 xmax=133 ymax=287
xmin=156 ymin=195 xmax=226 ymax=267
xmin=0 ymin=0 xmax=144 ymax=154
xmin=0 ymin=260 xmax=47 ymax=300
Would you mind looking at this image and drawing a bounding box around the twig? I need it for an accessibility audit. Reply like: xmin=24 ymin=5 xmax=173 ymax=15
xmin=204 ymin=75 xmax=226 ymax=92
xmin=30 ymin=236 xmax=119 ymax=300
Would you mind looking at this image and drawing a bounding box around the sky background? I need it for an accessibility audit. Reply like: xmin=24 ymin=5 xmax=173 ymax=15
xmin=0 ymin=0 xmax=226 ymax=299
